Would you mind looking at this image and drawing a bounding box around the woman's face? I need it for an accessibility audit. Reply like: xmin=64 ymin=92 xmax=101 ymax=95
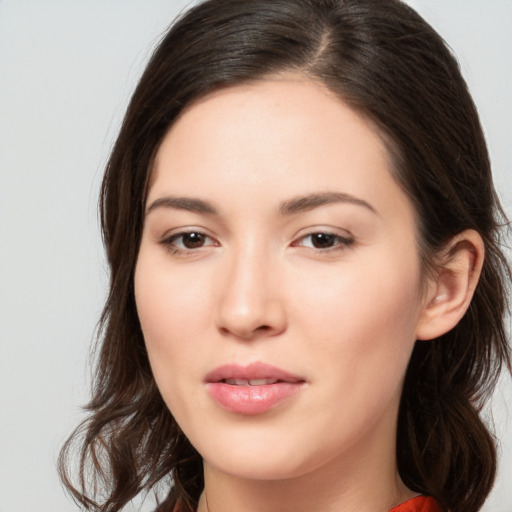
xmin=135 ymin=78 xmax=428 ymax=482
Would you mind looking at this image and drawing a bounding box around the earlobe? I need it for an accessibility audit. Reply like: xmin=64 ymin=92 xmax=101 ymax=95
xmin=415 ymin=230 xmax=485 ymax=341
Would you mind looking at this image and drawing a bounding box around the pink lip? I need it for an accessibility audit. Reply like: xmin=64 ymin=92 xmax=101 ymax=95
xmin=205 ymin=362 xmax=305 ymax=415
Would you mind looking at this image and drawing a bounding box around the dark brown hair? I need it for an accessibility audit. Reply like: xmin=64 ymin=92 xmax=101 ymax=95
xmin=59 ymin=1 xmax=511 ymax=511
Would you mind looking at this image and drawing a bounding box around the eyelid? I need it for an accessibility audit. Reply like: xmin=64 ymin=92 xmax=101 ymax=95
xmin=159 ymin=227 xmax=220 ymax=255
xmin=157 ymin=226 xmax=354 ymax=256
xmin=291 ymin=227 xmax=355 ymax=251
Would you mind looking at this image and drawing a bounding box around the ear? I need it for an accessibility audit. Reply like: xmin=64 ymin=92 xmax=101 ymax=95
xmin=415 ymin=229 xmax=485 ymax=341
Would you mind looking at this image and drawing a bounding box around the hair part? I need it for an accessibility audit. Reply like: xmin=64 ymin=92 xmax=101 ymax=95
xmin=59 ymin=1 xmax=511 ymax=511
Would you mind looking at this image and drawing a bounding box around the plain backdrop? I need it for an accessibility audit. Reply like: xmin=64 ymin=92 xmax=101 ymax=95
xmin=1 ymin=1 xmax=511 ymax=511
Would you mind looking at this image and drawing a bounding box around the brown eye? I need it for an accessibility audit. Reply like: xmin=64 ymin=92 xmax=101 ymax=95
xmin=310 ymin=233 xmax=337 ymax=249
xmin=181 ymin=232 xmax=206 ymax=248
xmin=294 ymin=231 xmax=354 ymax=251
xmin=162 ymin=231 xmax=217 ymax=254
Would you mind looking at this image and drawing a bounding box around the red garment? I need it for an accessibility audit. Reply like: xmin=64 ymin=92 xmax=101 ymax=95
xmin=389 ymin=495 xmax=441 ymax=512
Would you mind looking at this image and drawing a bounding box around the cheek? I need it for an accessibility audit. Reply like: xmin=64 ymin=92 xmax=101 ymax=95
xmin=293 ymin=249 xmax=423 ymax=384
xmin=286 ymin=260 xmax=422 ymax=449
xmin=135 ymin=245 xmax=211 ymax=341
xmin=135 ymin=263 xmax=211 ymax=432
xmin=300 ymin=261 xmax=420 ymax=334
xmin=133 ymin=251 xmax=212 ymax=397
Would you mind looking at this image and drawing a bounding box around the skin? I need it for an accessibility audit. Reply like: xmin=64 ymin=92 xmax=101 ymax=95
xmin=134 ymin=77 xmax=483 ymax=512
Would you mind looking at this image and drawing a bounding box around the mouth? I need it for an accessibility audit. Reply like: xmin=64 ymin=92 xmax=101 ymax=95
xmin=222 ymin=378 xmax=280 ymax=386
xmin=205 ymin=362 xmax=305 ymax=415
xmin=205 ymin=362 xmax=304 ymax=384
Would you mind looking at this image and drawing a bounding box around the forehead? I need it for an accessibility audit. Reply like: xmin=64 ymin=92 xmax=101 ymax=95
xmin=148 ymin=77 xmax=411 ymax=223
xmin=155 ymin=77 xmax=389 ymax=167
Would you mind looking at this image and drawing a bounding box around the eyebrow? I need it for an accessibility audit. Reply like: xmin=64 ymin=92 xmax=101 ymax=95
xmin=145 ymin=191 xmax=377 ymax=217
xmin=279 ymin=192 xmax=377 ymax=216
xmin=146 ymin=196 xmax=218 ymax=216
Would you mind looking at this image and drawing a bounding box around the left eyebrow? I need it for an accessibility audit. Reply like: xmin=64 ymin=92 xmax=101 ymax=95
xmin=279 ymin=192 xmax=378 ymax=216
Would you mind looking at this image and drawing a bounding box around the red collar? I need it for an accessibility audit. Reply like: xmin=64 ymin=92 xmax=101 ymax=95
xmin=389 ymin=496 xmax=441 ymax=512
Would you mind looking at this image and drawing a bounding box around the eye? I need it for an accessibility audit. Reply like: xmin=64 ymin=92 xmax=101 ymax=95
xmin=161 ymin=230 xmax=217 ymax=254
xmin=294 ymin=231 xmax=354 ymax=251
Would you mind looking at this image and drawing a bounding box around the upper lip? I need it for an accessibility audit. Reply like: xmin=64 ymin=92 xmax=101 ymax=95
xmin=205 ymin=362 xmax=304 ymax=384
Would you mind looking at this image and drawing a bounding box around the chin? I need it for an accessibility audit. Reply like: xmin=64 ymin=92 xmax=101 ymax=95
xmin=206 ymin=450 xmax=312 ymax=481
xmin=193 ymin=423 xmax=340 ymax=482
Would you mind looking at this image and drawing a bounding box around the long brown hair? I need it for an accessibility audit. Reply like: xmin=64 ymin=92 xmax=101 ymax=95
xmin=59 ymin=1 xmax=511 ymax=511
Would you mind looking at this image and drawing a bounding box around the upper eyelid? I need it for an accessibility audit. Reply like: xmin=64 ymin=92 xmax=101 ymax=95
xmin=161 ymin=226 xmax=215 ymax=239
xmin=158 ymin=229 xmax=217 ymax=248
xmin=166 ymin=231 xmax=216 ymax=241
xmin=293 ymin=232 xmax=354 ymax=245
xmin=292 ymin=226 xmax=354 ymax=240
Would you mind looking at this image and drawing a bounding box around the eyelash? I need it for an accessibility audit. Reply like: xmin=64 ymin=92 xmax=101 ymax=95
xmin=160 ymin=231 xmax=217 ymax=256
xmin=160 ymin=230 xmax=355 ymax=256
xmin=293 ymin=232 xmax=355 ymax=252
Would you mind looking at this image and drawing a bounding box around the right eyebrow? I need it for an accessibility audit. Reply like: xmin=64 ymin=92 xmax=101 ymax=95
xmin=145 ymin=196 xmax=218 ymax=216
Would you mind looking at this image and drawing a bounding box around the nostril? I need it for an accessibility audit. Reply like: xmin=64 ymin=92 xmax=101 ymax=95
xmin=215 ymin=294 xmax=287 ymax=339
xmin=218 ymin=323 xmax=276 ymax=340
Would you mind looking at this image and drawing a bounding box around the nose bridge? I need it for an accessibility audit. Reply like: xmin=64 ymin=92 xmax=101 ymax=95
xmin=216 ymin=238 xmax=285 ymax=338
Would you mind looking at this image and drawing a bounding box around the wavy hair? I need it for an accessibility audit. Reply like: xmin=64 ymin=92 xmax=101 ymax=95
xmin=59 ymin=1 xmax=511 ymax=511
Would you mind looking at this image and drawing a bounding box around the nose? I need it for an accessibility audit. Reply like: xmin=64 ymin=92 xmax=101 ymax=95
xmin=215 ymin=246 xmax=287 ymax=340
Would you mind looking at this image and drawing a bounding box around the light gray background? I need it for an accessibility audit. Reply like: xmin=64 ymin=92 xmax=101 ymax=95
xmin=1 ymin=1 xmax=511 ymax=511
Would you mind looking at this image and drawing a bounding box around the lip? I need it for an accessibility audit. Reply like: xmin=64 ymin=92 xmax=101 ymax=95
xmin=205 ymin=362 xmax=305 ymax=415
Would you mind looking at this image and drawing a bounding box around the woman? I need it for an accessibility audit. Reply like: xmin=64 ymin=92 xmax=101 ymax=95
xmin=59 ymin=1 xmax=511 ymax=511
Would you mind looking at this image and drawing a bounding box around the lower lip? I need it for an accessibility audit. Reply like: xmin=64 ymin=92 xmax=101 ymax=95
xmin=206 ymin=382 xmax=303 ymax=415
